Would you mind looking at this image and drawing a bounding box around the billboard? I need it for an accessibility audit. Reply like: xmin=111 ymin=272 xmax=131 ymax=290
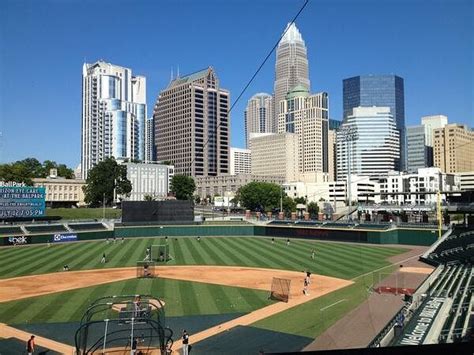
xmin=53 ymin=233 xmax=78 ymax=243
xmin=0 ymin=183 xmax=46 ymax=218
xmin=4 ymin=236 xmax=31 ymax=246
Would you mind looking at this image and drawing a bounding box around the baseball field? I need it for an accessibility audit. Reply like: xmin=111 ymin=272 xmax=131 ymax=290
xmin=0 ymin=235 xmax=411 ymax=354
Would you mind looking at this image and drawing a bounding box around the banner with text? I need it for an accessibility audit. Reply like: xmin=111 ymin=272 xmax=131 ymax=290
xmin=0 ymin=185 xmax=46 ymax=218
xmin=53 ymin=233 xmax=78 ymax=243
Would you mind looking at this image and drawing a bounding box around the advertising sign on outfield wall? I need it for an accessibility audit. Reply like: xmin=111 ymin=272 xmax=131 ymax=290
xmin=4 ymin=236 xmax=31 ymax=246
xmin=53 ymin=233 xmax=78 ymax=243
xmin=0 ymin=182 xmax=46 ymax=218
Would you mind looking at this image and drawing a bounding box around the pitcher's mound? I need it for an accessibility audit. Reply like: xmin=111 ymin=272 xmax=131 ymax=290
xmin=111 ymin=299 xmax=165 ymax=312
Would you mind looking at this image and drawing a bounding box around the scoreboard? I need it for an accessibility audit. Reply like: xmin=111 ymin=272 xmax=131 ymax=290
xmin=0 ymin=184 xmax=46 ymax=218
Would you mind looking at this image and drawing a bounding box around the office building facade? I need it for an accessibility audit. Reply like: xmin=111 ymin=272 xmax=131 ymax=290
xmin=250 ymin=133 xmax=299 ymax=182
xmin=343 ymin=75 xmax=405 ymax=170
xmin=153 ymin=67 xmax=230 ymax=176
xmin=434 ymin=124 xmax=474 ymax=173
xmin=274 ymin=23 xmax=310 ymax=131
xmin=230 ymin=147 xmax=251 ymax=175
xmin=145 ymin=117 xmax=155 ymax=163
xmin=81 ymin=61 xmax=146 ymax=179
xmin=278 ymin=86 xmax=329 ymax=180
xmin=123 ymin=162 xmax=174 ymax=201
xmin=336 ymin=107 xmax=400 ymax=179
xmin=244 ymin=93 xmax=273 ymax=148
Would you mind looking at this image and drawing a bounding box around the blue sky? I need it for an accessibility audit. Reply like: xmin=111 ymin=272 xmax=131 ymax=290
xmin=0 ymin=0 xmax=472 ymax=168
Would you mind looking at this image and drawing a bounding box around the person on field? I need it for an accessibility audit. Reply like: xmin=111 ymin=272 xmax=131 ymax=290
xmin=101 ymin=252 xmax=106 ymax=263
xmin=26 ymin=335 xmax=35 ymax=355
xmin=197 ymin=236 xmax=201 ymax=242
xmin=271 ymin=238 xmax=274 ymax=244
xmin=311 ymin=249 xmax=315 ymax=260
xmin=182 ymin=330 xmax=190 ymax=355
xmin=306 ymin=271 xmax=312 ymax=284
xmin=303 ymin=278 xmax=309 ymax=295
xmin=286 ymin=238 xmax=290 ymax=246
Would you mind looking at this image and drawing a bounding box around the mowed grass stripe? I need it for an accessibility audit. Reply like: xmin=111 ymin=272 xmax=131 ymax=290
xmin=190 ymin=282 xmax=220 ymax=314
xmin=0 ymin=244 xmax=52 ymax=267
xmin=197 ymin=238 xmax=228 ymax=266
xmin=0 ymin=242 xmax=93 ymax=278
xmin=249 ymin=238 xmax=353 ymax=278
xmin=72 ymin=240 xmax=124 ymax=270
xmin=212 ymin=238 xmax=258 ymax=267
xmin=176 ymin=280 xmax=201 ymax=316
xmin=180 ymin=238 xmax=204 ymax=265
xmin=171 ymin=238 xmax=186 ymax=265
xmin=185 ymin=239 xmax=216 ymax=265
xmin=112 ymin=238 xmax=144 ymax=267
xmin=200 ymin=238 xmax=241 ymax=266
xmin=227 ymin=237 xmax=296 ymax=270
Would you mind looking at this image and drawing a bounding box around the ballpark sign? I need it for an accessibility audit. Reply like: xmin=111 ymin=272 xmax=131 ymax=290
xmin=0 ymin=184 xmax=46 ymax=218
xmin=6 ymin=236 xmax=30 ymax=245
xmin=53 ymin=233 xmax=78 ymax=243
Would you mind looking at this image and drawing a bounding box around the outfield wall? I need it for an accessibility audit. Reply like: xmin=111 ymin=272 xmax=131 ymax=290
xmin=0 ymin=225 xmax=437 ymax=246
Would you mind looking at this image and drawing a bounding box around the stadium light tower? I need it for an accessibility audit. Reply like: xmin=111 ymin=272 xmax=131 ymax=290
xmin=340 ymin=126 xmax=358 ymax=215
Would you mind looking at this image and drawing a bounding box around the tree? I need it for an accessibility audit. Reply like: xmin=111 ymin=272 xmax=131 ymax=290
xmin=236 ymin=182 xmax=282 ymax=212
xmin=144 ymin=194 xmax=156 ymax=201
xmin=0 ymin=157 xmax=74 ymax=184
xmin=307 ymin=202 xmax=319 ymax=219
xmin=282 ymin=196 xmax=296 ymax=216
xmin=83 ymin=157 xmax=132 ymax=207
xmin=170 ymin=175 xmax=195 ymax=200
xmin=294 ymin=196 xmax=306 ymax=204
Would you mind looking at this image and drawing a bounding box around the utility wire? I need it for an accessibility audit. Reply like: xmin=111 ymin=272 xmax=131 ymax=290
xmin=187 ymin=0 xmax=310 ymax=175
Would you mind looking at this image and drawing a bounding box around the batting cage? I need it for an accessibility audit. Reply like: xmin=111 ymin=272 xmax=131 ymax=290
xmin=270 ymin=277 xmax=291 ymax=303
xmin=137 ymin=261 xmax=156 ymax=278
xmin=75 ymin=294 xmax=173 ymax=354
xmin=150 ymin=244 xmax=170 ymax=263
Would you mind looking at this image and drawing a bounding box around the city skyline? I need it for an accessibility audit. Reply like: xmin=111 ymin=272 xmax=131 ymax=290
xmin=1 ymin=0 xmax=472 ymax=168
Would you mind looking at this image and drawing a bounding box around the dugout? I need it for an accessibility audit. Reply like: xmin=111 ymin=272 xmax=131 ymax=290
xmin=122 ymin=200 xmax=194 ymax=223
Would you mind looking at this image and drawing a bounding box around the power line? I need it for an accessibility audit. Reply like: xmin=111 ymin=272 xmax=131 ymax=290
xmin=187 ymin=0 xmax=310 ymax=175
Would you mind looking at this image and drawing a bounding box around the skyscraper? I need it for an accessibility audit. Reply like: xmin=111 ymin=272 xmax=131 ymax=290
xmin=343 ymin=75 xmax=405 ymax=170
xmin=273 ymin=23 xmax=310 ymax=132
xmin=336 ymin=107 xmax=400 ymax=179
xmin=406 ymin=115 xmax=448 ymax=173
xmin=278 ymin=85 xmax=329 ymax=180
xmin=434 ymin=124 xmax=474 ymax=173
xmin=244 ymin=93 xmax=273 ymax=148
xmin=145 ymin=116 xmax=155 ymax=163
xmin=81 ymin=60 xmax=146 ymax=179
xmin=230 ymin=147 xmax=251 ymax=175
xmin=153 ymin=67 xmax=230 ymax=176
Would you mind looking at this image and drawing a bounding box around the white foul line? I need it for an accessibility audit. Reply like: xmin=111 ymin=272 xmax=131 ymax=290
xmin=320 ymin=299 xmax=347 ymax=311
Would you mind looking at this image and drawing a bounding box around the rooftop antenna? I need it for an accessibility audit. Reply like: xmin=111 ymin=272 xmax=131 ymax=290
xmin=170 ymin=66 xmax=174 ymax=83
xmin=177 ymin=65 xmax=180 ymax=78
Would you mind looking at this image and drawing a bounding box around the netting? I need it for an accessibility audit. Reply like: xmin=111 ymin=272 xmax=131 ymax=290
xmin=75 ymin=295 xmax=173 ymax=355
xmin=270 ymin=277 xmax=291 ymax=303
xmin=151 ymin=244 xmax=170 ymax=262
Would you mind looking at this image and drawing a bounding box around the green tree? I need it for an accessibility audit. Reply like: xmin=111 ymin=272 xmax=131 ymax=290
xmin=0 ymin=163 xmax=33 ymax=185
xmin=236 ymin=182 xmax=282 ymax=212
xmin=307 ymin=202 xmax=319 ymax=218
xmin=170 ymin=175 xmax=195 ymax=200
xmin=83 ymin=157 xmax=132 ymax=207
xmin=282 ymin=196 xmax=296 ymax=216
xmin=294 ymin=196 xmax=306 ymax=204
xmin=144 ymin=194 xmax=156 ymax=201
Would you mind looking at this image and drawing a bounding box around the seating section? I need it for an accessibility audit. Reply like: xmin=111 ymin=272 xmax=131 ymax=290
xmin=0 ymin=226 xmax=23 ymax=235
xmin=68 ymin=223 xmax=106 ymax=231
xmin=390 ymin=264 xmax=473 ymax=346
xmin=25 ymin=224 xmax=67 ymax=233
xmin=424 ymin=228 xmax=474 ymax=265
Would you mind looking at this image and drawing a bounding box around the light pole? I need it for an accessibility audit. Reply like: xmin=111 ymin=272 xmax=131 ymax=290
xmin=340 ymin=126 xmax=358 ymax=218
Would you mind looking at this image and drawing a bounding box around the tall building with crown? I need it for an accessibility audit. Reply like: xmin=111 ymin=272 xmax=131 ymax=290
xmin=273 ymin=23 xmax=310 ymax=132
xmin=153 ymin=67 xmax=230 ymax=176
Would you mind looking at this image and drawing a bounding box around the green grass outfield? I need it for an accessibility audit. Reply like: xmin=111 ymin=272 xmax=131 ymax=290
xmin=0 ymin=236 xmax=408 ymax=344
xmin=0 ymin=236 xmax=406 ymax=280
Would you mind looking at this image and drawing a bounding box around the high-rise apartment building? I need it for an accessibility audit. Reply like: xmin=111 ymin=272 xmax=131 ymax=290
xmin=337 ymin=107 xmax=400 ymax=179
xmin=145 ymin=117 xmax=155 ymax=163
xmin=153 ymin=67 xmax=230 ymax=176
xmin=343 ymin=75 xmax=405 ymax=170
xmin=230 ymin=147 xmax=251 ymax=175
xmin=250 ymin=133 xmax=299 ymax=182
xmin=406 ymin=115 xmax=448 ymax=173
xmin=433 ymin=124 xmax=474 ymax=173
xmin=277 ymin=86 xmax=329 ymax=180
xmin=273 ymin=23 xmax=310 ymax=132
xmin=81 ymin=60 xmax=146 ymax=178
xmin=244 ymin=93 xmax=273 ymax=148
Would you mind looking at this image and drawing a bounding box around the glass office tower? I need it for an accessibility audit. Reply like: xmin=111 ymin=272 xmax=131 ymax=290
xmin=343 ymin=75 xmax=405 ymax=170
